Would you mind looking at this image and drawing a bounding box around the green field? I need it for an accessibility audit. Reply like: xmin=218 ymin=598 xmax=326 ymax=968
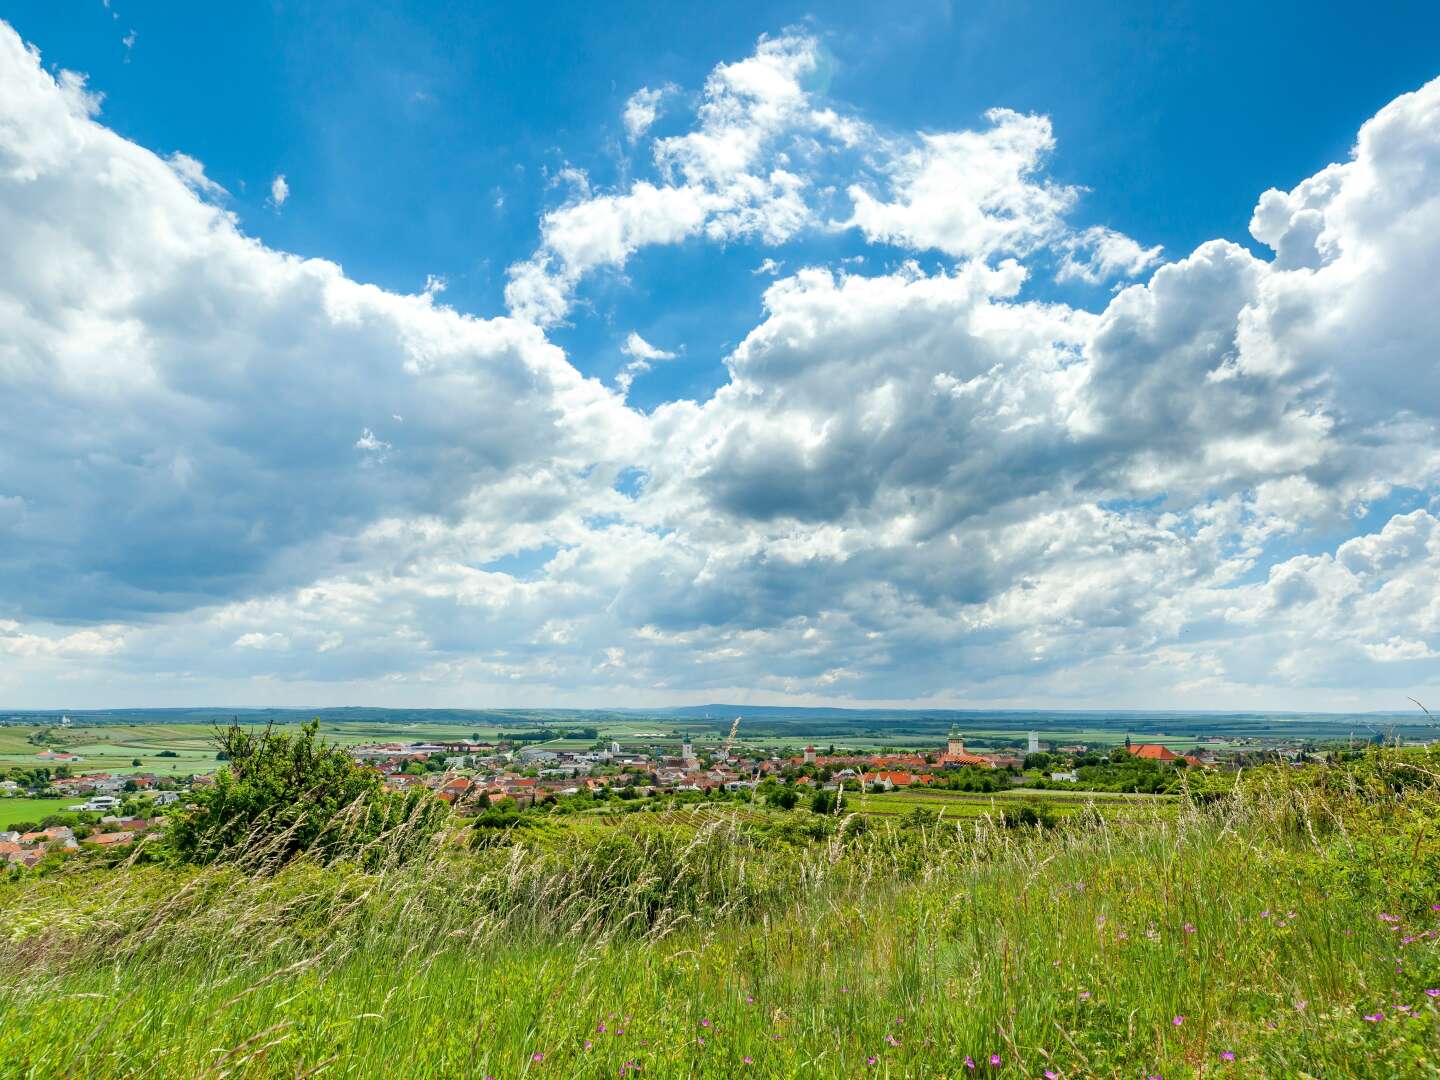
xmin=846 ymin=785 xmax=1176 ymax=820
xmin=2 ymin=749 xmax=1439 ymax=1077
xmin=0 ymin=797 xmax=78 ymax=829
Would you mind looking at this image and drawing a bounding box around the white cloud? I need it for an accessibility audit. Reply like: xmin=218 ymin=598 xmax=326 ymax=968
xmin=846 ymin=111 xmax=1076 ymax=261
xmin=1 ymin=17 xmax=1439 ymax=710
xmin=623 ymin=85 xmax=671 ymax=142
xmin=616 ymin=331 xmax=679 ymax=395
xmin=269 ymin=172 xmax=289 ymax=209
xmin=1057 ymin=225 xmax=1163 ymax=284
xmin=165 ymin=151 xmax=227 ymax=199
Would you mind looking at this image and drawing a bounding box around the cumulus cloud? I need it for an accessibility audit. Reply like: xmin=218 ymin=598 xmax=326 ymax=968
xmin=269 ymin=172 xmax=289 ymax=209
xmin=623 ymin=85 xmax=671 ymax=141
xmin=1057 ymin=225 xmax=1163 ymax=284
xmin=1 ymin=18 xmax=1438 ymax=709
xmin=616 ymin=332 xmax=679 ymax=395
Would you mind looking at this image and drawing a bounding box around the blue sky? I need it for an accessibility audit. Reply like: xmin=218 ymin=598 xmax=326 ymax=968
xmin=15 ymin=0 xmax=1439 ymax=408
xmin=1 ymin=4 xmax=1439 ymax=709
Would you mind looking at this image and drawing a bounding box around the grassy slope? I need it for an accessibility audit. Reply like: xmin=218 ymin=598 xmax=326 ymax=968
xmin=1 ymin=767 xmax=1439 ymax=1078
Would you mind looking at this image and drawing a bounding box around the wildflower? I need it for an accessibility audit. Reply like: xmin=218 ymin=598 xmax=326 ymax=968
xmin=697 ymin=1038 xmax=705 ymax=1046
xmin=1380 ymin=913 xmax=1401 ymax=923
xmin=1220 ymin=1052 xmax=1235 ymax=1062
xmin=743 ymin=1058 xmax=753 ymax=1066
xmin=1183 ymin=923 xmax=1196 ymax=934
xmin=533 ymin=1051 xmax=545 ymax=1061
xmin=584 ymin=1041 xmax=593 ymax=1051
xmin=1172 ymin=1016 xmax=1184 ymax=1026
xmin=1426 ymin=989 xmax=1440 ymax=997
xmin=1078 ymin=991 xmax=1091 ymax=1001
xmin=746 ymin=995 xmax=754 ymax=1004
xmin=885 ymin=1034 xmax=900 ymax=1046
xmin=1260 ymin=910 xmax=1270 ymax=918
xmin=1046 ymin=1071 xmax=1060 ymax=1078
xmin=1363 ymin=1012 xmax=1384 ymax=1022
xmin=867 ymin=1056 xmax=878 ymax=1067
xmin=701 ymin=1019 xmax=711 ymax=1028
xmin=990 ymin=1054 xmax=1002 ymax=1066
xmin=964 ymin=1055 xmax=976 ymax=1070
xmin=598 ymin=1023 xmax=607 ymax=1033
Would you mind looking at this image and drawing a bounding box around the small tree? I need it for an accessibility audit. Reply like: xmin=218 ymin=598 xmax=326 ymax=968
xmin=166 ymin=721 xmax=445 ymax=869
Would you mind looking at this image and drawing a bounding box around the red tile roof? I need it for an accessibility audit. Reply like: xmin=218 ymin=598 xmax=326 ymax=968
xmin=1129 ymin=744 xmax=1181 ymax=761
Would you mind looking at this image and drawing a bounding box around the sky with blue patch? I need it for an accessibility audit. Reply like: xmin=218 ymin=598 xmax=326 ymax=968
xmin=1 ymin=3 xmax=1438 ymax=709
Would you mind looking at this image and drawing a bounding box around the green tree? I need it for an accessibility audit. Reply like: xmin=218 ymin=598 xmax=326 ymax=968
xmin=165 ymin=721 xmax=445 ymax=868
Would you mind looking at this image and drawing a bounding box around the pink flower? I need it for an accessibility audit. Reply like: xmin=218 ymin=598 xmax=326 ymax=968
xmin=1172 ymin=1015 xmax=1185 ymax=1026
xmin=700 ymin=1019 xmax=711 ymax=1028
xmin=1078 ymin=991 xmax=1091 ymax=1000
xmin=1363 ymin=1012 xmax=1383 ymax=1022
xmin=532 ymin=1051 xmax=545 ymax=1061
xmin=1183 ymin=923 xmax=1196 ymax=934
xmin=885 ymin=1034 xmax=900 ymax=1046
xmin=1220 ymin=1051 xmax=1235 ymax=1062
xmin=743 ymin=1058 xmax=753 ymax=1066
xmin=867 ymin=1056 xmax=878 ymax=1067
xmin=1045 ymin=1071 xmax=1060 ymax=1078
xmin=990 ymin=1054 xmax=1002 ymax=1066
xmin=598 ymin=1023 xmax=607 ymax=1033
xmin=584 ymin=1041 xmax=593 ymax=1051
xmin=1426 ymin=989 xmax=1440 ymax=997
xmin=965 ymin=1056 xmax=976 ymax=1070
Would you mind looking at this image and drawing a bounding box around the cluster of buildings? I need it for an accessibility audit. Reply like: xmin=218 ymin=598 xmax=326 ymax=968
xmin=0 ymin=814 xmax=162 ymax=869
xmin=340 ymin=728 xmax=1221 ymax=806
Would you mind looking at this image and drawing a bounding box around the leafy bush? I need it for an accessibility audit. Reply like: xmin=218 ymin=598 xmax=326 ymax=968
xmin=164 ymin=721 xmax=445 ymax=869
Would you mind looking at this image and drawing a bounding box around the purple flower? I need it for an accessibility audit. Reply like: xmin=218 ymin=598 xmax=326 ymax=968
xmin=964 ymin=1056 xmax=976 ymax=1070
xmin=598 ymin=1023 xmax=607 ymax=1033
xmin=1364 ymin=1012 xmax=1384 ymax=1022
xmin=584 ymin=1041 xmax=592 ymax=1051
xmin=1182 ymin=923 xmax=1196 ymax=934
xmin=700 ymin=1018 xmax=711 ymax=1028
xmin=1426 ymin=989 xmax=1440 ymax=997
xmin=885 ymin=1034 xmax=900 ymax=1046
xmin=867 ymin=1056 xmax=878 ymax=1067
xmin=1380 ymin=913 xmax=1401 ymax=923
xmin=1220 ymin=1051 xmax=1235 ymax=1062
xmin=533 ymin=1051 xmax=545 ymax=1061
xmin=1045 ymin=1071 xmax=1060 ymax=1079
xmin=1172 ymin=1015 xmax=1185 ymax=1026
xmin=743 ymin=1058 xmax=753 ymax=1066
xmin=1078 ymin=991 xmax=1091 ymax=1000
xmin=990 ymin=1054 xmax=1002 ymax=1066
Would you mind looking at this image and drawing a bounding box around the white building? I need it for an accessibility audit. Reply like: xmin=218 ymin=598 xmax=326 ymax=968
xmin=1028 ymin=731 xmax=1040 ymax=754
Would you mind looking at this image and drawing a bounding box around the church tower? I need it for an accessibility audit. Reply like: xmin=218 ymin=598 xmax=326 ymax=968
xmin=947 ymin=730 xmax=966 ymax=756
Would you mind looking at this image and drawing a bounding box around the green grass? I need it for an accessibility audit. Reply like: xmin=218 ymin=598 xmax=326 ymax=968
xmin=1 ymin=755 xmax=1439 ymax=1077
xmin=0 ymin=797 xmax=75 ymax=829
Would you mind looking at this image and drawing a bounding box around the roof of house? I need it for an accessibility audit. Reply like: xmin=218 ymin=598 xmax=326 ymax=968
xmin=1129 ymin=743 xmax=1181 ymax=761
xmin=88 ymin=831 xmax=135 ymax=845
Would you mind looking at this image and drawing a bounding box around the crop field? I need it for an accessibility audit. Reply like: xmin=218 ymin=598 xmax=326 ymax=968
xmin=0 ymin=797 xmax=77 ymax=829
xmin=846 ymin=786 xmax=1177 ymax=820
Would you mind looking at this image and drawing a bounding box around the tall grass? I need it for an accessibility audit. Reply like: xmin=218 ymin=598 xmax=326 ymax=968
xmin=1 ymin=757 xmax=1439 ymax=1077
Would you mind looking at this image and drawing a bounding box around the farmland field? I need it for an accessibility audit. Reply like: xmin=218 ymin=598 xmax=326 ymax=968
xmin=846 ymin=786 xmax=1177 ymax=820
xmin=0 ymin=797 xmax=76 ymax=829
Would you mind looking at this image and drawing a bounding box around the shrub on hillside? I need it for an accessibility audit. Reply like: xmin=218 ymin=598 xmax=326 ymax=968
xmin=165 ymin=721 xmax=446 ymax=869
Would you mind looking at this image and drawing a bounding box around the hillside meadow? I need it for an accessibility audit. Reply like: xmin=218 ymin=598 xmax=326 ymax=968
xmin=1 ymin=750 xmax=1439 ymax=1077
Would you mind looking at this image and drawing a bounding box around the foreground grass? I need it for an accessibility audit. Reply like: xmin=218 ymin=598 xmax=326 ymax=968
xmin=2 ymin=764 xmax=1439 ymax=1077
